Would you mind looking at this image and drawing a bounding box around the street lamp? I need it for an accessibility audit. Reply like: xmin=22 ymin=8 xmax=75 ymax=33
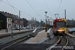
xmin=45 ymin=11 xmax=48 ymax=32
xmin=45 ymin=11 xmax=47 ymax=24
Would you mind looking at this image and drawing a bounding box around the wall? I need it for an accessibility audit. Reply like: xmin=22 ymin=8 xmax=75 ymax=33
xmin=0 ymin=13 xmax=7 ymax=29
xmin=13 ymin=19 xmax=24 ymax=29
xmin=7 ymin=18 xmax=12 ymax=29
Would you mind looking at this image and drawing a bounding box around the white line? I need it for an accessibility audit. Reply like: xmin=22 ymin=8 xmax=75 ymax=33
xmin=38 ymin=38 xmax=49 ymax=43
xmin=24 ymin=37 xmax=33 ymax=43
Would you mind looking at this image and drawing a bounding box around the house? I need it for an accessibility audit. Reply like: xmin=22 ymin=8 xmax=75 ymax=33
xmin=0 ymin=11 xmax=24 ymax=30
xmin=22 ymin=18 xmax=28 ymax=27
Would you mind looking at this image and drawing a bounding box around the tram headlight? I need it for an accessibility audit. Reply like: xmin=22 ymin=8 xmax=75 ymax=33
xmin=57 ymin=30 xmax=64 ymax=32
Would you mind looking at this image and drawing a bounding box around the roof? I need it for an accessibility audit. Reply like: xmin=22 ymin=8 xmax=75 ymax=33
xmin=23 ymin=18 xmax=28 ymax=21
xmin=0 ymin=11 xmax=19 ymax=19
xmin=22 ymin=18 xmax=28 ymax=22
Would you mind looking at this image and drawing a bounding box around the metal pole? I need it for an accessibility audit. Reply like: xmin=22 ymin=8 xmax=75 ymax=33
xmin=11 ymin=20 xmax=13 ymax=38
xmin=19 ymin=11 xmax=20 ymax=31
xmin=45 ymin=11 xmax=47 ymax=24
xmin=35 ymin=18 xmax=36 ymax=27
xmin=65 ymin=9 xmax=66 ymax=19
xmin=6 ymin=18 xmax=8 ymax=32
xmin=45 ymin=11 xmax=47 ymax=32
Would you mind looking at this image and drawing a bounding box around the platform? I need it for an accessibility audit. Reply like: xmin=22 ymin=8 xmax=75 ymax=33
xmin=27 ymin=30 xmax=47 ymax=43
xmin=0 ymin=29 xmax=34 ymax=37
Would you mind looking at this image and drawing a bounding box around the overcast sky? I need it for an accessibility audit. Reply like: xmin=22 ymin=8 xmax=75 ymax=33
xmin=0 ymin=0 xmax=75 ymax=21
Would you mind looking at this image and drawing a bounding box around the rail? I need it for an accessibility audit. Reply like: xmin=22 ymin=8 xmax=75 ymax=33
xmin=62 ymin=37 xmax=68 ymax=50
xmin=1 ymin=36 xmax=30 ymax=50
xmin=46 ymin=36 xmax=68 ymax=50
xmin=46 ymin=36 xmax=60 ymax=50
xmin=0 ymin=29 xmax=34 ymax=38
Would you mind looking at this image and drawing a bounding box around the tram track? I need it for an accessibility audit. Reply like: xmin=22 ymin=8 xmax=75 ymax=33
xmin=0 ymin=30 xmax=33 ymax=39
xmin=46 ymin=36 xmax=60 ymax=50
xmin=61 ymin=36 xmax=68 ymax=50
xmin=46 ymin=36 xmax=68 ymax=50
xmin=0 ymin=29 xmax=43 ymax=50
xmin=0 ymin=34 xmax=32 ymax=50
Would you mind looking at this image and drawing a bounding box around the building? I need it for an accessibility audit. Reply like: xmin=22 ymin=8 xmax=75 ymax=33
xmin=22 ymin=18 xmax=28 ymax=27
xmin=67 ymin=19 xmax=75 ymax=27
xmin=0 ymin=11 xmax=24 ymax=30
xmin=47 ymin=17 xmax=53 ymax=25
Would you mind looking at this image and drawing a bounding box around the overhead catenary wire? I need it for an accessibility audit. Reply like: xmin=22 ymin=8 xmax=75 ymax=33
xmin=0 ymin=0 xmax=2 ymax=3
xmin=1 ymin=0 xmax=32 ymax=17
xmin=44 ymin=0 xmax=50 ymax=16
xmin=6 ymin=0 xmax=17 ymax=12
xmin=44 ymin=0 xmax=48 ymax=11
xmin=56 ymin=0 xmax=62 ymax=13
xmin=2 ymin=0 xmax=44 ymax=20
xmin=26 ymin=0 xmax=42 ymax=18
xmin=55 ymin=0 xmax=62 ymax=19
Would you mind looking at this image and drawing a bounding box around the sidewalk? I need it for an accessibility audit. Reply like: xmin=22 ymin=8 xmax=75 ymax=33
xmin=0 ymin=29 xmax=6 ymax=33
xmin=0 ymin=29 xmax=34 ymax=35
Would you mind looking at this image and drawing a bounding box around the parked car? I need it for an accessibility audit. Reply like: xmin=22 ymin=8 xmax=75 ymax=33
xmin=68 ymin=28 xmax=75 ymax=34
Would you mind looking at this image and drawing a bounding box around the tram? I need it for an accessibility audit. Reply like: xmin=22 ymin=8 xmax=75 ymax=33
xmin=53 ymin=19 xmax=67 ymax=35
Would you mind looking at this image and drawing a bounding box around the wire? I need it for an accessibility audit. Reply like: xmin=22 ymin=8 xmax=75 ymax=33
xmin=2 ymin=0 xmax=18 ymax=12
xmin=2 ymin=0 xmax=44 ymax=20
xmin=0 ymin=0 xmax=2 ymax=2
xmin=6 ymin=0 xmax=17 ymax=12
xmin=44 ymin=0 xmax=48 ymax=10
xmin=26 ymin=0 xmax=42 ymax=18
xmin=1 ymin=0 xmax=32 ymax=17
xmin=56 ymin=0 xmax=62 ymax=13
xmin=44 ymin=0 xmax=50 ymax=15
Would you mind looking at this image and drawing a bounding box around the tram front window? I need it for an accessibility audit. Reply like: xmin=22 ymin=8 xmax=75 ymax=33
xmin=55 ymin=22 xmax=66 ymax=28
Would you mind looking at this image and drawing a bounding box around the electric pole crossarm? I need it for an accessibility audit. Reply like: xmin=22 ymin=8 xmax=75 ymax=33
xmin=54 ymin=14 xmax=59 ymax=19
